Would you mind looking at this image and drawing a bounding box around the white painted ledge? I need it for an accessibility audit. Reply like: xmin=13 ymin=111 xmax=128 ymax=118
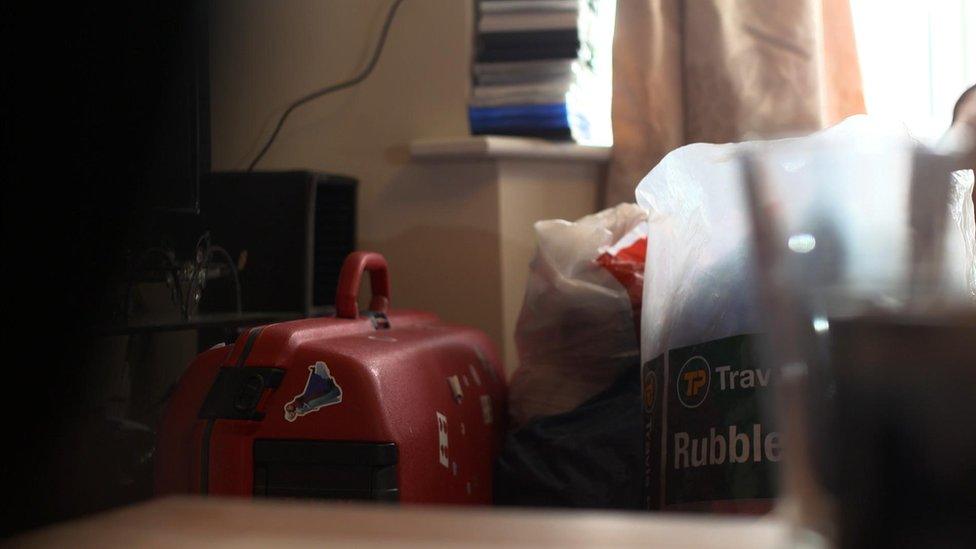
xmin=409 ymin=136 xmax=611 ymax=162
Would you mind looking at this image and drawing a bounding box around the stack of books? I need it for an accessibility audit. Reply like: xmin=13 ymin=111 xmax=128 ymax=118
xmin=470 ymin=0 xmax=614 ymax=145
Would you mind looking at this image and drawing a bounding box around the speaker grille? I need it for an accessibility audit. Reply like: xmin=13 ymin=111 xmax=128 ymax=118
xmin=313 ymin=178 xmax=356 ymax=307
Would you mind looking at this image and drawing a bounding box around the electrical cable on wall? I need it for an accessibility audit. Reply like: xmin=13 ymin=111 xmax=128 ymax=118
xmin=247 ymin=0 xmax=407 ymax=171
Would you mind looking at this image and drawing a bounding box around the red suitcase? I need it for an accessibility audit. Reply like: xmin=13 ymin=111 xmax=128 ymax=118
xmin=155 ymin=252 xmax=507 ymax=503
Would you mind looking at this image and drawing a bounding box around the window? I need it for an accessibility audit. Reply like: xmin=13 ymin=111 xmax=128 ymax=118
xmin=850 ymin=0 xmax=976 ymax=143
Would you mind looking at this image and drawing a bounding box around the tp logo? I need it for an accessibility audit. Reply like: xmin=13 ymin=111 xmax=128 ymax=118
xmin=676 ymin=356 xmax=710 ymax=409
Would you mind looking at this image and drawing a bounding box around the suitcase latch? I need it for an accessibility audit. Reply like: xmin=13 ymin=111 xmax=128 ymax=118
xmin=199 ymin=367 xmax=285 ymax=421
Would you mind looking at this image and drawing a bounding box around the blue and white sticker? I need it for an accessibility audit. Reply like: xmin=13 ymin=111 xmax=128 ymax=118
xmin=284 ymin=361 xmax=342 ymax=422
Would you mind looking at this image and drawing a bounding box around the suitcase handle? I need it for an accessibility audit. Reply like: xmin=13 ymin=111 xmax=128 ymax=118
xmin=336 ymin=251 xmax=391 ymax=319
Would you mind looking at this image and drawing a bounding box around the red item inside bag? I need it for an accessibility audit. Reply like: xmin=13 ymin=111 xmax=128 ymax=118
xmin=596 ymin=236 xmax=646 ymax=335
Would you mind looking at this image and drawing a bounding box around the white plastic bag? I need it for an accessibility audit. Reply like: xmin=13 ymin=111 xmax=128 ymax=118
xmin=509 ymin=203 xmax=647 ymax=427
xmin=637 ymin=116 xmax=976 ymax=362
xmin=635 ymin=116 xmax=976 ymax=512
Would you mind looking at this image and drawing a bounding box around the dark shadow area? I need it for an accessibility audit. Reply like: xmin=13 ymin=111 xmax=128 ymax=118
xmin=1 ymin=2 xmax=207 ymax=535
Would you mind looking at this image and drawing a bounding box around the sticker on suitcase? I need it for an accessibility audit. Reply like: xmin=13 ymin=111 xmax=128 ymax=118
xmin=480 ymin=395 xmax=493 ymax=425
xmin=473 ymin=347 xmax=499 ymax=384
xmin=436 ymin=412 xmax=449 ymax=467
xmin=284 ymin=361 xmax=343 ymax=422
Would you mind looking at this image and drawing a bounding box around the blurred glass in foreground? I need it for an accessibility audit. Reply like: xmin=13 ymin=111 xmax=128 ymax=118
xmin=741 ymin=119 xmax=976 ymax=548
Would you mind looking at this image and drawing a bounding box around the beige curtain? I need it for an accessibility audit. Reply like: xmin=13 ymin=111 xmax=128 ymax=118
xmin=607 ymin=0 xmax=866 ymax=206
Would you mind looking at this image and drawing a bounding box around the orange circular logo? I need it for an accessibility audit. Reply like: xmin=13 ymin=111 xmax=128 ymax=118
xmin=676 ymin=356 xmax=711 ymax=409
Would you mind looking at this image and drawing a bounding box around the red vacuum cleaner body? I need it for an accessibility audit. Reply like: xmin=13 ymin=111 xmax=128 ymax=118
xmin=155 ymin=252 xmax=507 ymax=504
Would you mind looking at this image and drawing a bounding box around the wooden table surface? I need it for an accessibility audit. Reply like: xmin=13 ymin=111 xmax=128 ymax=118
xmin=10 ymin=496 xmax=789 ymax=548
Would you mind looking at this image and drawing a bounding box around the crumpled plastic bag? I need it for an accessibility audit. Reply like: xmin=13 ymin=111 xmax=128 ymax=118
xmin=509 ymin=203 xmax=647 ymax=427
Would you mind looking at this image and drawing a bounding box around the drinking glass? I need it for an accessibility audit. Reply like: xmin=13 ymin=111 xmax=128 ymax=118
xmin=740 ymin=129 xmax=976 ymax=549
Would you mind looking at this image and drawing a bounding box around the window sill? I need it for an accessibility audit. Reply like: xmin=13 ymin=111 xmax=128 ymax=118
xmin=409 ymin=136 xmax=611 ymax=163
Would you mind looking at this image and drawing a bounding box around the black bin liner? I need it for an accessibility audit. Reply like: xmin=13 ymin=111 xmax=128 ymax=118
xmin=494 ymin=364 xmax=642 ymax=510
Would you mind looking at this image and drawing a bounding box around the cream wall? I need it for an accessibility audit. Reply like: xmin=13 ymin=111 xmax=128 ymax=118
xmin=210 ymin=1 xmax=606 ymax=371
xmin=210 ymin=1 xmax=472 ymax=173
xmin=210 ymin=0 xmax=510 ymax=346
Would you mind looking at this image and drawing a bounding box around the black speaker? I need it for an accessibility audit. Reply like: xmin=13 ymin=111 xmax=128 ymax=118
xmin=199 ymin=171 xmax=356 ymax=316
